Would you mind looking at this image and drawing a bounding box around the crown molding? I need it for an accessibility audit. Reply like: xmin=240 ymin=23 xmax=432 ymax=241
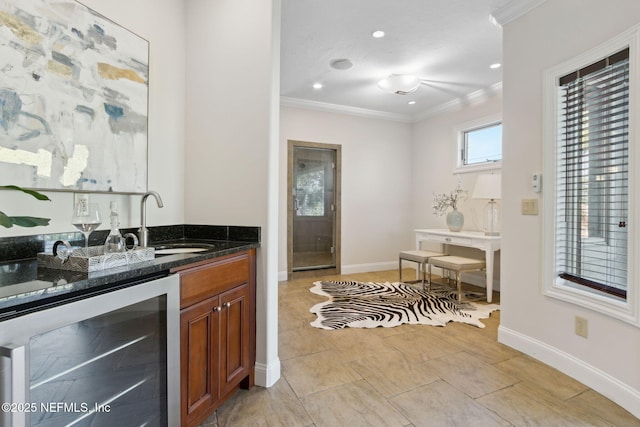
xmin=279 ymin=97 xmax=413 ymax=123
xmin=412 ymin=82 xmax=503 ymax=122
xmin=280 ymin=82 xmax=503 ymax=124
xmin=489 ymin=0 xmax=547 ymax=26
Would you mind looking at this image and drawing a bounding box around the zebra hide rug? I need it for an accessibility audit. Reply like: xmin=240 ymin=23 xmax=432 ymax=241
xmin=309 ymin=280 xmax=499 ymax=330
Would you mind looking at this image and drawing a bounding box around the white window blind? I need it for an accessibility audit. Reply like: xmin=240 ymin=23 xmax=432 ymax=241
xmin=556 ymin=48 xmax=629 ymax=300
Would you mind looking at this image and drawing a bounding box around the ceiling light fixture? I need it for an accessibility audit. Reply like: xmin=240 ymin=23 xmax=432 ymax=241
xmin=312 ymin=83 xmax=323 ymax=89
xmin=372 ymin=30 xmax=385 ymax=38
xmin=408 ymin=101 xmax=416 ymax=105
xmin=490 ymin=63 xmax=502 ymax=69
xmin=377 ymin=74 xmax=422 ymax=95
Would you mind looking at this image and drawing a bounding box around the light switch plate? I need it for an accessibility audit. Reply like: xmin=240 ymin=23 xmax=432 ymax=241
xmin=521 ymin=199 xmax=539 ymax=215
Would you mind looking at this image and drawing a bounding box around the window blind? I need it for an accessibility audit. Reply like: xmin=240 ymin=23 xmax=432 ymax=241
xmin=556 ymin=48 xmax=629 ymax=299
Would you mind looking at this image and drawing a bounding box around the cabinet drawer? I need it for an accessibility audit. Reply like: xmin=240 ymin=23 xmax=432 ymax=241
xmin=180 ymin=253 xmax=250 ymax=308
xmin=429 ymin=234 xmax=472 ymax=246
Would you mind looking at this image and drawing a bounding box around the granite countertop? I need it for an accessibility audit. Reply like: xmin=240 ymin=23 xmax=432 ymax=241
xmin=0 ymin=225 xmax=260 ymax=320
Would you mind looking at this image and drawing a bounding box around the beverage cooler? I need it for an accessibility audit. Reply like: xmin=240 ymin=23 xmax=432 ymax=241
xmin=0 ymin=274 xmax=180 ymax=427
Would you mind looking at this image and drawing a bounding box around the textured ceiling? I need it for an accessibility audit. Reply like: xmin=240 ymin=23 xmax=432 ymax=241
xmin=280 ymin=0 xmax=504 ymax=120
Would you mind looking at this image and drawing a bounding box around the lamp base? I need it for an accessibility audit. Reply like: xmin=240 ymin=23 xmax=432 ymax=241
xmin=483 ymin=199 xmax=501 ymax=237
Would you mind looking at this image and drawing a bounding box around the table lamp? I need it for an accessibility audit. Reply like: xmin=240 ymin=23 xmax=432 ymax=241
xmin=472 ymin=174 xmax=501 ymax=236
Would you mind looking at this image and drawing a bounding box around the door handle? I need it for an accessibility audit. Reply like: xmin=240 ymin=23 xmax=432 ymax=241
xmin=0 ymin=344 xmax=27 ymax=427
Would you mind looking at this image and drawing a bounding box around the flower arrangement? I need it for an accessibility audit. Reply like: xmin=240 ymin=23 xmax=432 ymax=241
xmin=432 ymin=183 xmax=468 ymax=216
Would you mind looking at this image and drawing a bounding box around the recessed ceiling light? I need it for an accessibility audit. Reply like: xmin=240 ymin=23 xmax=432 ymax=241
xmin=408 ymin=101 xmax=416 ymax=105
xmin=490 ymin=63 xmax=502 ymax=69
xmin=312 ymin=83 xmax=323 ymax=89
xmin=372 ymin=30 xmax=385 ymax=38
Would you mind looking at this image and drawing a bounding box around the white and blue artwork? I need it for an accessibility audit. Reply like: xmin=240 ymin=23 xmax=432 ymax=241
xmin=0 ymin=0 xmax=149 ymax=193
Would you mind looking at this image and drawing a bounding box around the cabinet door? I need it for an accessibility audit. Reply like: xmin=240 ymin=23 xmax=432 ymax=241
xmin=180 ymin=297 xmax=220 ymax=427
xmin=219 ymin=283 xmax=251 ymax=396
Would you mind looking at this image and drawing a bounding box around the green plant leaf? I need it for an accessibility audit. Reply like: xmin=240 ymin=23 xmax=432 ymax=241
xmin=0 ymin=185 xmax=51 ymax=201
xmin=9 ymin=216 xmax=51 ymax=227
xmin=0 ymin=211 xmax=13 ymax=228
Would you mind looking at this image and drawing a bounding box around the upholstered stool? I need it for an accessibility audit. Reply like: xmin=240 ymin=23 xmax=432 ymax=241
xmin=428 ymin=256 xmax=486 ymax=302
xmin=399 ymin=250 xmax=445 ymax=289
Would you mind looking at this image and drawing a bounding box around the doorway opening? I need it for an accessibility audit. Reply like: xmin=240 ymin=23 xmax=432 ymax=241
xmin=287 ymin=141 xmax=341 ymax=279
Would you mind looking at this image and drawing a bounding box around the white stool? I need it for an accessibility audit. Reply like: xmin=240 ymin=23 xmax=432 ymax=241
xmin=429 ymin=256 xmax=486 ymax=302
xmin=399 ymin=250 xmax=445 ymax=289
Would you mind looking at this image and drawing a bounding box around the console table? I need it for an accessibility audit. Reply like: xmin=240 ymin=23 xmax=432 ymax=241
xmin=415 ymin=229 xmax=501 ymax=303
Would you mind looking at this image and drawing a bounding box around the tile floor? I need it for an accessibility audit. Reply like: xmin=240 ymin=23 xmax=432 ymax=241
xmin=202 ymin=269 xmax=640 ymax=427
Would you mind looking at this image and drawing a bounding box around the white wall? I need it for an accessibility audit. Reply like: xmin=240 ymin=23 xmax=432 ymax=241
xmin=279 ymin=106 xmax=413 ymax=277
xmin=500 ymin=0 xmax=640 ymax=417
xmin=411 ymin=92 xmax=503 ymax=233
xmin=0 ymin=0 xmax=186 ymax=236
xmin=184 ymin=0 xmax=281 ymax=387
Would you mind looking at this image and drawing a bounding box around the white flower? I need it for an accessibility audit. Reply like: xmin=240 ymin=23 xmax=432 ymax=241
xmin=432 ymin=183 xmax=468 ymax=216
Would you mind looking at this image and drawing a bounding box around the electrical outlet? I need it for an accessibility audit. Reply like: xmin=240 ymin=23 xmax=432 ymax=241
xmin=575 ymin=316 xmax=588 ymax=338
xmin=74 ymin=193 xmax=89 ymax=215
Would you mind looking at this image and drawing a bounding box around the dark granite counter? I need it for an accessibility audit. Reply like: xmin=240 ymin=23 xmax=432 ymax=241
xmin=0 ymin=225 xmax=260 ymax=320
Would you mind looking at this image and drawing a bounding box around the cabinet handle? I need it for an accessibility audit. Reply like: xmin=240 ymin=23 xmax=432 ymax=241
xmin=214 ymin=306 xmax=222 ymax=312
xmin=223 ymin=302 xmax=231 ymax=309
xmin=445 ymin=237 xmax=452 ymax=242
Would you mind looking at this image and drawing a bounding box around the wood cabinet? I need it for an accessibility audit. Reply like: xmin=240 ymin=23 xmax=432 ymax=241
xmin=175 ymin=249 xmax=256 ymax=427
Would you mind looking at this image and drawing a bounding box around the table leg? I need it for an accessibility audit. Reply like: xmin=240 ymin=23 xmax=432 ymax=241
xmin=485 ymin=248 xmax=494 ymax=303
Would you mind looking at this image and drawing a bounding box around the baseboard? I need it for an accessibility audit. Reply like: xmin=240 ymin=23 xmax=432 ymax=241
xmin=278 ymin=270 xmax=288 ymax=282
xmin=253 ymin=359 xmax=281 ymax=388
xmin=278 ymin=261 xmax=397 ymax=282
xmin=341 ymin=261 xmax=397 ymax=275
xmin=279 ymin=263 xmax=501 ymax=289
xmin=498 ymin=325 xmax=640 ymax=419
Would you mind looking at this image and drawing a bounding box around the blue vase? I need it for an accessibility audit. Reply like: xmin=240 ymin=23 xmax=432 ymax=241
xmin=446 ymin=209 xmax=464 ymax=232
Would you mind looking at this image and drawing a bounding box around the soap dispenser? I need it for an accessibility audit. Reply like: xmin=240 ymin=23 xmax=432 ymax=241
xmin=104 ymin=201 xmax=126 ymax=253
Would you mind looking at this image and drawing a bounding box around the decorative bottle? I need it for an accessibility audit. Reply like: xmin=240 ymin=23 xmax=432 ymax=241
xmin=104 ymin=201 xmax=126 ymax=253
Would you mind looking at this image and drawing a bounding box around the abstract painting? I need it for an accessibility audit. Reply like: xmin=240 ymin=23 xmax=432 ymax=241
xmin=0 ymin=0 xmax=149 ymax=193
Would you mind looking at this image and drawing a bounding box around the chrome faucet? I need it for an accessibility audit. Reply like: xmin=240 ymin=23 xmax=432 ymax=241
xmin=139 ymin=191 xmax=164 ymax=247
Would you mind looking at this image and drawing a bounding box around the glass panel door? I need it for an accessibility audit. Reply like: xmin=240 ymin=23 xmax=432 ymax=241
xmin=28 ymin=296 xmax=167 ymax=426
xmin=292 ymin=146 xmax=336 ymax=271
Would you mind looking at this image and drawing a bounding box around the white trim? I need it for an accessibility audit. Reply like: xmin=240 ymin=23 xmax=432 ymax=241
xmin=278 ymin=263 xmax=500 ymax=291
xmin=542 ymin=24 xmax=640 ymax=326
xmin=489 ymin=0 xmax=548 ymax=26
xmin=254 ymin=360 xmax=281 ymax=388
xmin=413 ymin=82 xmax=503 ymax=122
xmin=280 ymin=82 xmax=503 ymax=124
xmin=280 ymin=97 xmax=412 ymax=123
xmin=498 ymin=325 xmax=640 ymax=419
xmin=277 ymin=260 xmax=397 ymax=282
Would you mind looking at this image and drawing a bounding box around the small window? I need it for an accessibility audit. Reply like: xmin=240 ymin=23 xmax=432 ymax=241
xmin=456 ymin=117 xmax=502 ymax=173
xmin=463 ymin=123 xmax=502 ymax=165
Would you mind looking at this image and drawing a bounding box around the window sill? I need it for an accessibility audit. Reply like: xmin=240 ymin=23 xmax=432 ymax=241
xmin=455 ymin=161 xmax=502 ymax=175
xmin=544 ymin=277 xmax=637 ymax=326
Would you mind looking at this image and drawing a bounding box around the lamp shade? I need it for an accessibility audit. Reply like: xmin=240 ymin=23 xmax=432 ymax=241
xmin=377 ymin=75 xmax=421 ymax=95
xmin=472 ymin=174 xmax=501 ymax=200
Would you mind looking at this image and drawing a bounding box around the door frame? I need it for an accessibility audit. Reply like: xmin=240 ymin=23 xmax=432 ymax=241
xmin=287 ymin=140 xmax=341 ymax=279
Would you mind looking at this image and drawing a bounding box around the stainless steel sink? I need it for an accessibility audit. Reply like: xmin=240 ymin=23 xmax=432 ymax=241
xmin=153 ymin=242 xmax=218 ymax=256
